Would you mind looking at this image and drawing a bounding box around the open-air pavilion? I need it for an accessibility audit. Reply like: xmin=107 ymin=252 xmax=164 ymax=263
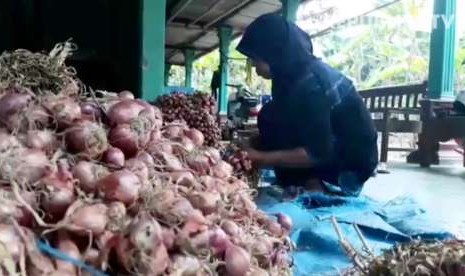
xmin=0 ymin=0 xmax=464 ymax=274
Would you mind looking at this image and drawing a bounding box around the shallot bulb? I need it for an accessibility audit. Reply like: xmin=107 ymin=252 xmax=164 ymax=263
xmin=184 ymin=128 xmax=204 ymax=147
xmin=221 ymin=220 xmax=241 ymax=237
xmin=44 ymin=96 xmax=82 ymax=128
xmin=129 ymin=212 xmax=163 ymax=252
xmin=40 ymin=160 xmax=76 ymax=220
xmin=97 ymin=170 xmax=141 ymax=205
xmin=0 ymin=91 xmax=32 ymax=131
xmin=275 ymin=213 xmax=293 ymax=232
xmin=102 ymin=147 xmax=125 ymax=168
xmin=26 ymin=129 xmax=56 ymax=153
xmin=212 ymin=160 xmax=233 ymax=178
xmin=65 ymin=120 xmax=108 ymax=159
xmin=80 ymin=102 xmax=102 ymax=122
xmin=72 ymin=161 xmax=109 ymax=193
xmin=66 ymin=202 xmax=109 ymax=236
xmin=109 ymin=123 xmax=150 ymax=158
xmin=119 ymin=90 xmax=135 ymax=99
xmin=225 ymin=244 xmax=251 ymax=276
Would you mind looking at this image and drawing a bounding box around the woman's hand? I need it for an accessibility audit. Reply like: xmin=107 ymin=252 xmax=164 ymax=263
xmin=245 ymin=148 xmax=267 ymax=164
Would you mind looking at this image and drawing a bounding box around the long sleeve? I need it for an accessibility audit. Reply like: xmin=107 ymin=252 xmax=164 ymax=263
xmin=294 ymin=84 xmax=334 ymax=167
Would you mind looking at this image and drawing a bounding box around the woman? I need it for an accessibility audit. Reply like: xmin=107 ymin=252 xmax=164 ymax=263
xmin=237 ymin=14 xmax=378 ymax=197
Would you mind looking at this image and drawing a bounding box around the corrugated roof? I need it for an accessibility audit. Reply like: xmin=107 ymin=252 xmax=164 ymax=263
xmin=165 ymin=0 xmax=307 ymax=65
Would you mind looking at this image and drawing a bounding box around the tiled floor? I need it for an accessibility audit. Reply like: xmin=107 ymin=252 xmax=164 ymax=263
xmin=362 ymin=151 xmax=465 ymax=237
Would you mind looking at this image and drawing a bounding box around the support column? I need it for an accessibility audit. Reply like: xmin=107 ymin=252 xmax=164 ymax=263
xmin=141 ymin=0 xmax=166 ymax=101
xmin=164 ymin=64 xmax=172 ymax=86
xmin=427 ymin=0 xmax=457 ymax=99
xmin=218 ymin=26 xmax=232 ymax=115
xmin=280 ymin=0 xmax=300 ymax=23
xmin=184 ymin=49 xmax=195 ymax=88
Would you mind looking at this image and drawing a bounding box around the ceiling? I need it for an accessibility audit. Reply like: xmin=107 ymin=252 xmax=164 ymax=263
xmin=165 ymin=0 xmax=306 ymax=65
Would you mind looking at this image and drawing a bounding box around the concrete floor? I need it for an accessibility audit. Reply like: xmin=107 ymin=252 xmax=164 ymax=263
xmin=362 ymin=151 xmax=465 ymax=237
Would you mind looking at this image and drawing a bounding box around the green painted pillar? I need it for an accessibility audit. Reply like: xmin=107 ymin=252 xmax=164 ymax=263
xmin=218 ymin=26 xmax=232 ymax=115
xmin=184 ymin=49 xmax=195 ymax=88
xmin=427 ymin=0 xmax=457 ymax=99
xmin=141 ymin=0 xmax=166 ymax=101
xmin=164 ymin=63 xmax=171 ymax=86
xmin=281 ymin=0 xmax=300 ymax=22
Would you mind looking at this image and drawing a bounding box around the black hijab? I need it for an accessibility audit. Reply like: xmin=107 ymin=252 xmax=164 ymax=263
xmin=237 ymin=14 xmax=315 ymax=99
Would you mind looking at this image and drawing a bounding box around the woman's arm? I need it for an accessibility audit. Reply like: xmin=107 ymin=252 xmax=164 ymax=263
xmin=247 ymin=87 xmax=333 ymax=168
xmin=247 ymin=147 xmax=312 ymax=168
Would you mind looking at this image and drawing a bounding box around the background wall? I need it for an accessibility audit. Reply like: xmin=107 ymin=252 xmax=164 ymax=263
xmin=0 ymin=0 xmax=142 ymax=94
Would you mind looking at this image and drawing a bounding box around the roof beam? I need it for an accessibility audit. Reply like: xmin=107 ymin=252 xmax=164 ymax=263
xmin=204 ymin=0 xmax=256 ymax=30
xmin=188 ymin=0 xmax=224 ymax=28
xmin=176 ymin=0 xmax=258 ymax=50
xmin=167 ymin=0 xmax=194 ymax=23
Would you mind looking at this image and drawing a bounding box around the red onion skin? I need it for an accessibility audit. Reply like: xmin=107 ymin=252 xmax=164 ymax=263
xmin=107 ymin=99 xmax=157 ymax=128
xmin=157 ymin=152 xmax=184 ymax=171
xmin=102 ymin=147 xmax=125 ymax=168
xmin=97 ymin=170 xmax=140 ymax=205
xmin=40 ymin=161 xmax=76 ymax=220
xmin=119 ymin=90 xmax=135 ymax=99
xmin=188 ymin=191 xmax=220 ymax=215
xmin=80 ymin=102 xmax=102 ymax=122
xmin=107 ymin=100 xmax=145 ymax=126
xmin=72 ymin=161 xmax=109 ymax=193
xmin=109 ymin=124 xmax=150 ymax=158
xmin=276 ymin=213 xmax=293 ymax=231
xmin=137 ymin=151 xmax=155 ymax=167
xmin=225 ymin=244 xmax=251 ymax=276
xmin=67 ymin=203 xmax=109 ymax=236
xmin=145 ymin=244 xmax=170 ymax=275
xmin=125 ymin=158 xmax=149 ymax=184
xmin=186 ymin=153 xmax=210 ymax=175
xmin=15 ymin=148 xmax=50 ymax=184
xmin=0 ymin=92 xmax=32 ymax=130
xmin=129 ymin=212 xmax=163 ymax=252
xmin=209 ymin=227 xmax=230 ymax=254
xmin=0 ymin=189 xmax=36 ymax=227
xmin=56 ymin=231 xmax=80 ymax=274
xmin=169 ymin=171 xmax=196 ymax=187
xmin=172 ymin=136 xmax=195 ymax=155
xmin=150 ymin=129 xmax=162 ymax=143
xmin=26 ymin=129 xmax=56 ymax=153
xmin=162 ymin=227 xmax=176 ymax=250
xmin=163 ymin=125 xmax=183 ymax=139
xmin=65 ymin=120 xmax=108 ymax=159
xmin=146 ymin=141 xmax=173 ymax=156
xmin=221 ymin=220 xmax=240 ymax=237
xmin=212 ymin=160 xmax=233 ymax=178
xmin=272 ymin=249 xmax=289 ymax=267
xmin=0 ymin=224 xmax=23 ymax=262
xmin=45 ymin=96 xmax=82 ymax=128
xmin=204 ymin=147 xmax=222 ymax=164
xmin=184 ymin=128 xmax=204 ymax=147
xmin=266 ymin=220 xmax=283 ymax=237
xmin=0 ymin=129 xmax=24 ymax=152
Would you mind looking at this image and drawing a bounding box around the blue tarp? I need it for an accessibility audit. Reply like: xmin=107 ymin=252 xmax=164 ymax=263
xmin=256 ymin=185 xmax=456 ymax=276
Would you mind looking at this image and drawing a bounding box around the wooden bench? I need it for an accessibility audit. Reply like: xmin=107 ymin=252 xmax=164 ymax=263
xmin=407 ymin=98 xmax=465 ymax=167
xmin=359 ymin=82 xmax=428 ymax=164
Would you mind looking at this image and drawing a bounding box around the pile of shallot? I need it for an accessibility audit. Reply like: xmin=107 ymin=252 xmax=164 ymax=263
xmin=223 ymin=145 xmax=260 ymax=189
xmin=156 ymin=92 xmax=221 ymax=147
xmin=0 ymin=45 xmax=293 ymax=276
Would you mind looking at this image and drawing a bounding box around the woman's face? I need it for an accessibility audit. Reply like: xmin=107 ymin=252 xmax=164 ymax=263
xmin=252 ymin=59 xmax=271 ymax=79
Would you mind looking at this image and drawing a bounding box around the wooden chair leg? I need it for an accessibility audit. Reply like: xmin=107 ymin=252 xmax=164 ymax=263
xmin=380 ymin=115 xmax=391 ymax=163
